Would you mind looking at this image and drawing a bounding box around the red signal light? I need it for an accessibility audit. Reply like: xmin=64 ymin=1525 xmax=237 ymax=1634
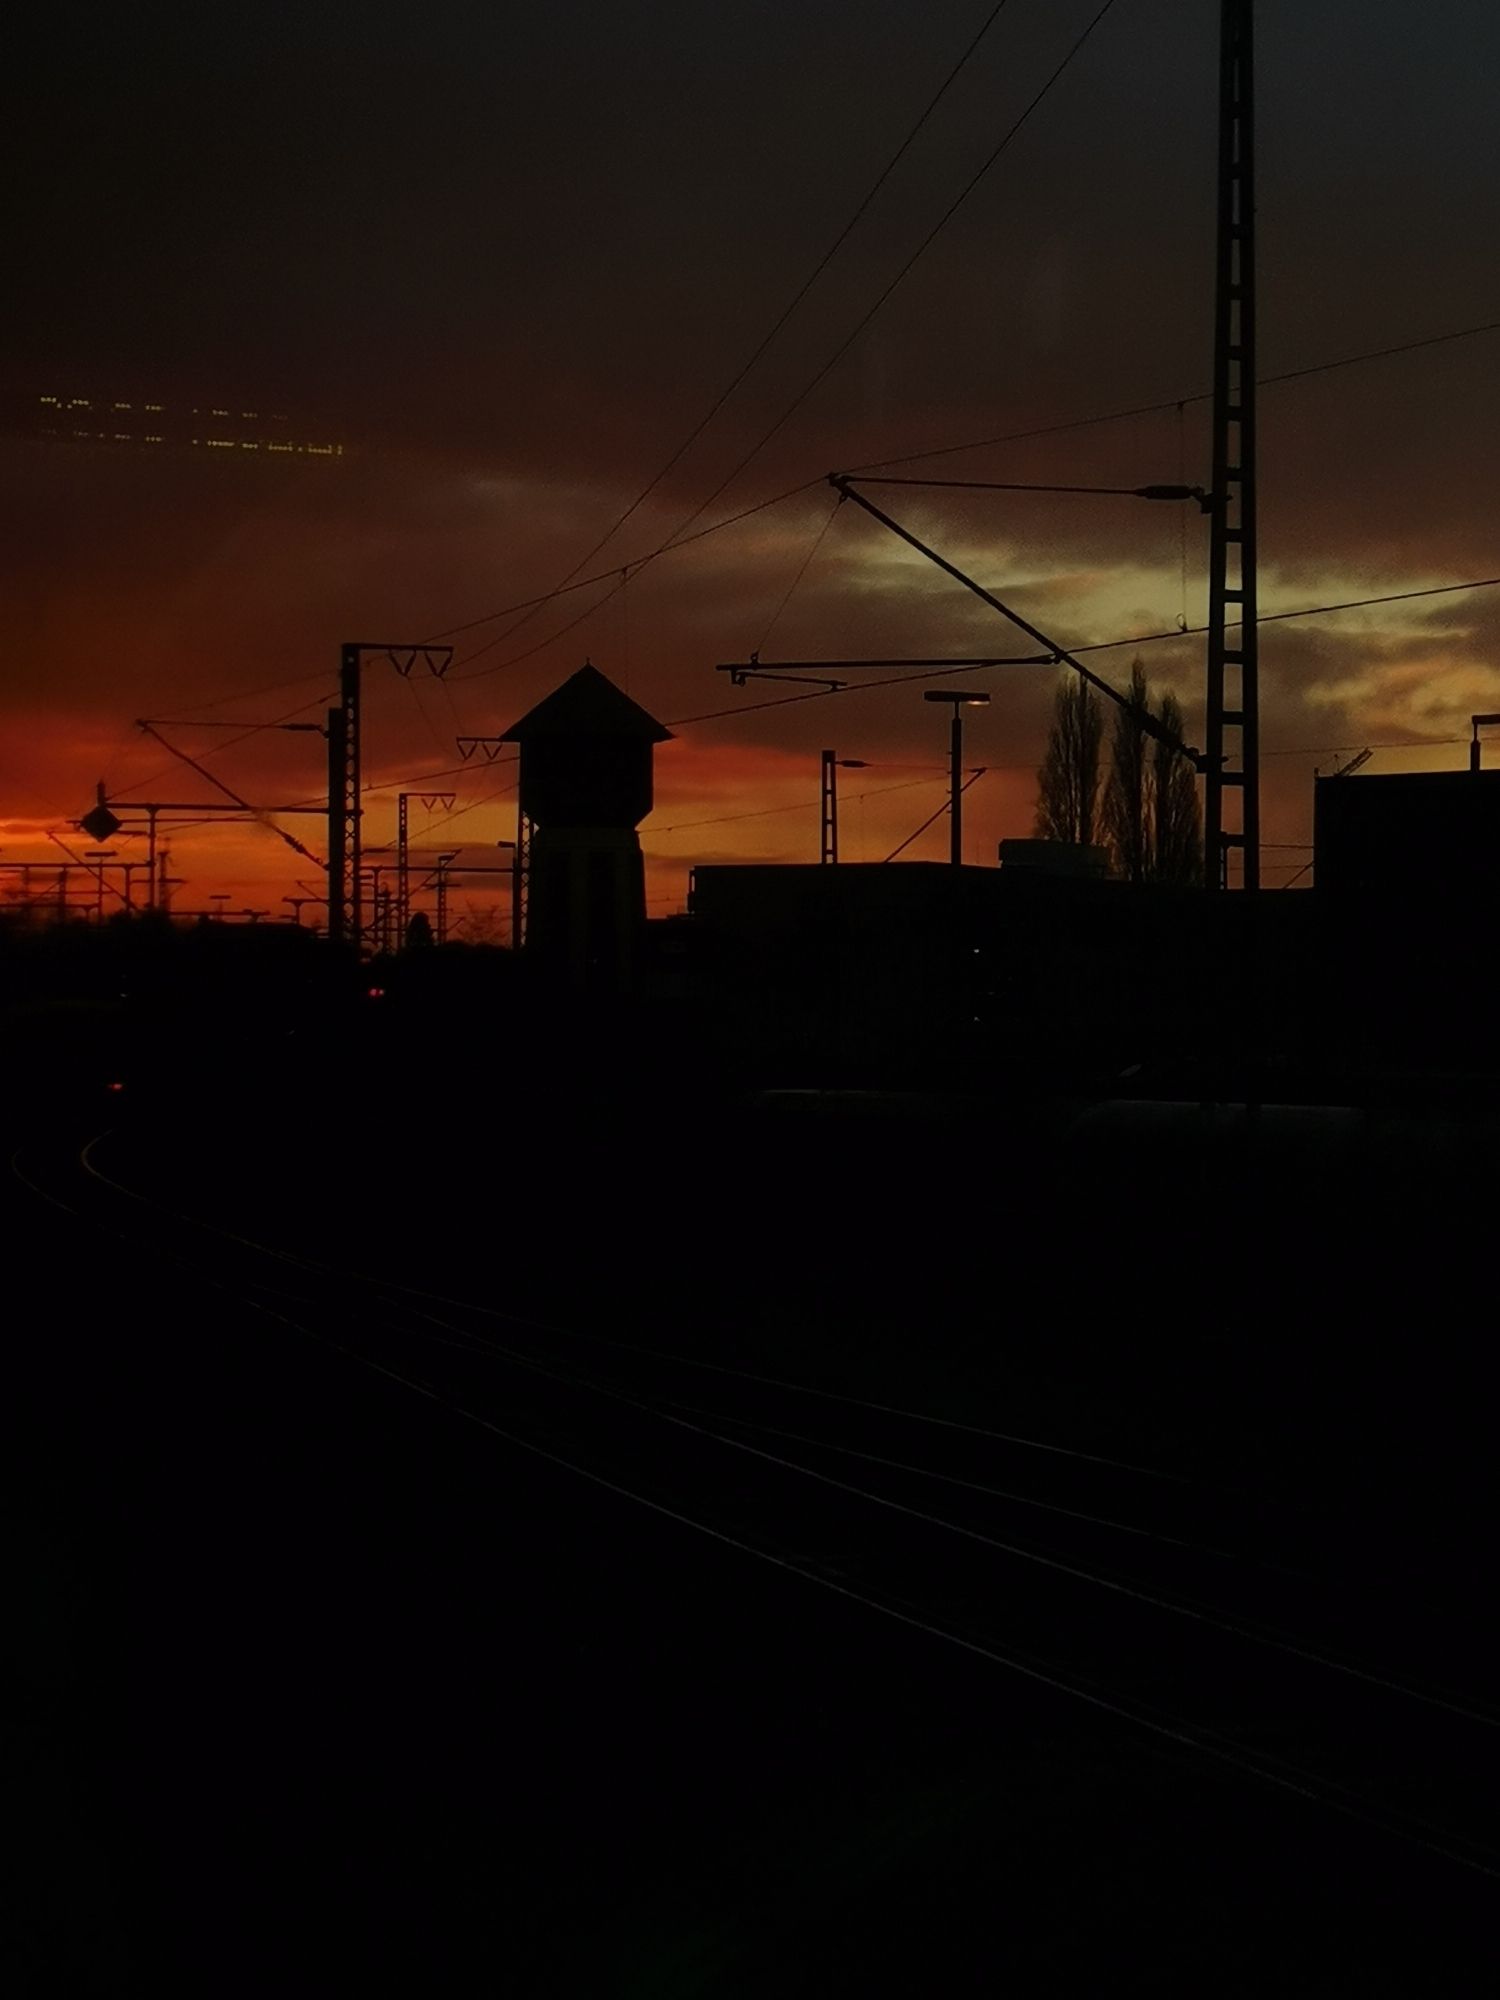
xmin=107 ymin=1081 xmax=126 ymax=1093
xmin=366 ymin=986 xmax=386 ymax=999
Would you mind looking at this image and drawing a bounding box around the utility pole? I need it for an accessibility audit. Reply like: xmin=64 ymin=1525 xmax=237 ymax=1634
xmin=923 ymin=691 xmax=990 ymax=865
xmin=393 ymin=792 xmax=455 ymax=947
xmin=819 ymin=753 xmax=869 ymax=864
xmin=1205 ymin=0 xmax=1260 ymax=889
xmin=433 ymin=852 xmax=458 ymax=944
xmin=397 ymin=792 xmax=410 ymax=946
xmin=820 ymin=751 xmax=837 ymax=865
xmin=327 ymin=645 xmax=361 ymax=946
xmin=456 ymin=732 xmax=528 ymax=945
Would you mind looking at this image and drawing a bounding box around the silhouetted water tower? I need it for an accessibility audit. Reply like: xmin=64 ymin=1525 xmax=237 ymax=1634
xmin=501 ymin=664 xmax=672 ymax=990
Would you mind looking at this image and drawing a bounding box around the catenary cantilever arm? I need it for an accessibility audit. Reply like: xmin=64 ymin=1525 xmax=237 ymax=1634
xmin=828 ymin=474 xmax=1205 ymax=769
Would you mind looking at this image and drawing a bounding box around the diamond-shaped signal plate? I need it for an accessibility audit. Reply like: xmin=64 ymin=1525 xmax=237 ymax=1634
xmin=81 ymin=805 xmax=122 ymax=842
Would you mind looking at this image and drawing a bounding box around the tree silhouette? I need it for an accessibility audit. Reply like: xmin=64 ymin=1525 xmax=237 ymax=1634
xmin=1098 ymin=663 xmax=1203 ymax=883
xmin=1104 ymin=659 xmax=1152 ymax=882
xmin=1152 ymin=691 xmax=1203 ymax=886
xmin=1034 ymin=676 xmax=1103 ymax=846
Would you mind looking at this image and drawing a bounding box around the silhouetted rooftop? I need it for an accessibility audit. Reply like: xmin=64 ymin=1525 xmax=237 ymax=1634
xmin=500 ymin=664 xmax=672 ymax=744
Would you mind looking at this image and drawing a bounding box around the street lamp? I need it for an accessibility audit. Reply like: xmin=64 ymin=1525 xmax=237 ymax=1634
xmin=819 ymin=752 xmax=869 ymax=864
xmin=922 ymin=691 xmax=991 ymax=865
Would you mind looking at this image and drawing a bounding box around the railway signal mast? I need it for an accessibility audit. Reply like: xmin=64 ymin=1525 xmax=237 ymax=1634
xmin=1204 ymin=0 xmax=1260 ymax=889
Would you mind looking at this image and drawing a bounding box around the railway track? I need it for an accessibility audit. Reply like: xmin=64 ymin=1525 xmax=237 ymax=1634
xmin=16 ymin=1124 xmax=1500 ymax=1890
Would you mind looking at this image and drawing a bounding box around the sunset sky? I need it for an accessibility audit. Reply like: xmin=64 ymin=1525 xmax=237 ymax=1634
xmin=6 ymin=0 xmax=1500 ymax=928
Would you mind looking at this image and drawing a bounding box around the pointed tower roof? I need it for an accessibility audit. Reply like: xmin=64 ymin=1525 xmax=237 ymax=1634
xmin=500 ymin=664 xmax=672 ymax=744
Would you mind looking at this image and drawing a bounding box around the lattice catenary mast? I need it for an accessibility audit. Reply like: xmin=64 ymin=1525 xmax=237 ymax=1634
xmin=1204 ymin=0 xmax=1260 ymax=889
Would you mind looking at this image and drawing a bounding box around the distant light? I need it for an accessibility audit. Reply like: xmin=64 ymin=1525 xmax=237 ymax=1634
xmin=107 ymin=1081 xmax=125 ymax=1093
xmin=366 ymin=986 xmax=386 ymax=999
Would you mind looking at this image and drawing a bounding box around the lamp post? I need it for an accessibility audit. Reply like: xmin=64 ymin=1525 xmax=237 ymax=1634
xmin=819 ymin=753 xmax=869 ymax=864
xmin=922 ymin=690 xmax=991 ymax=865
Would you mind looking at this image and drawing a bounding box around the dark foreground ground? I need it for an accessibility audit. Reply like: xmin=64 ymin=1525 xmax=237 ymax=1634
xmin=6 ymin=1004 xmax=1499 ymax=1994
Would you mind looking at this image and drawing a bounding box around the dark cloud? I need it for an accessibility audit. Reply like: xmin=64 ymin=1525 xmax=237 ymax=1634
xmin=6 ymin=0 xmax=1500 ymax=895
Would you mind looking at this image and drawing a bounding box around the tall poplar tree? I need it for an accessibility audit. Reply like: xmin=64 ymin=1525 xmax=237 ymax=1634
xmin=1152 ymin=690 xmax=1203 ymax=886
xmin=1103 ymin=659 xmax=1153 ymax=882
xmin=1034 ymin=676 xmax=1104 ymax=847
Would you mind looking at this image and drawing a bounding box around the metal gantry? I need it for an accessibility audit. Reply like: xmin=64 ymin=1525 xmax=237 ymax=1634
xmin=1204 ymin=0 xmax=1260 ymax=889
xmin=456 ymin=733 xmax=528 ymax=947
xmin=328 ymin=642 xmax=452 ymax=951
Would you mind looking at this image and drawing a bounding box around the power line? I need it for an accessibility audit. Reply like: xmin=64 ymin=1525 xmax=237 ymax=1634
xmin=441 ymin=477 xmax=825 ymax=672
xmin=849 ymin=314 xmax=1500 ymax=472
xmin=432 ymin=312 xmax=1500 ymax=685
xmin=145 ymin=313 xmax=1500 ymax=779
xmin=434 ymin=0 xmax=1119 ymax=682
xmin=427 ymin=1 xmax=1017 ymax=671
xmin=309 ymin=575 xmax=1500 ymax=836
xmin=1064 ymin=575 xmax=1500 ymax=660
xmin=646 ymin=775 xmax=939 ymax=837
xmin=885 ymin=767 xmax=986 ymax=861
xmin=109 ymin=690 xmax=334 ymax=803
xmin=754 ymin=494 xmax=844 ymax=654
xmin=657 ymin=573 xmax=1500 ymax=739
xmin=92 ymin=308 xmax=1500 ymax=790
xmin=1264 ymin=737 xmax=1466 ymax=759
xmin=649 ymin=0 xmax=1123 ymax=563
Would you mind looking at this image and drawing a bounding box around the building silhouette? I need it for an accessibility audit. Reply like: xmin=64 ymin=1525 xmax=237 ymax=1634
xmin=502 ymin=665 xmax=671 ymax=993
